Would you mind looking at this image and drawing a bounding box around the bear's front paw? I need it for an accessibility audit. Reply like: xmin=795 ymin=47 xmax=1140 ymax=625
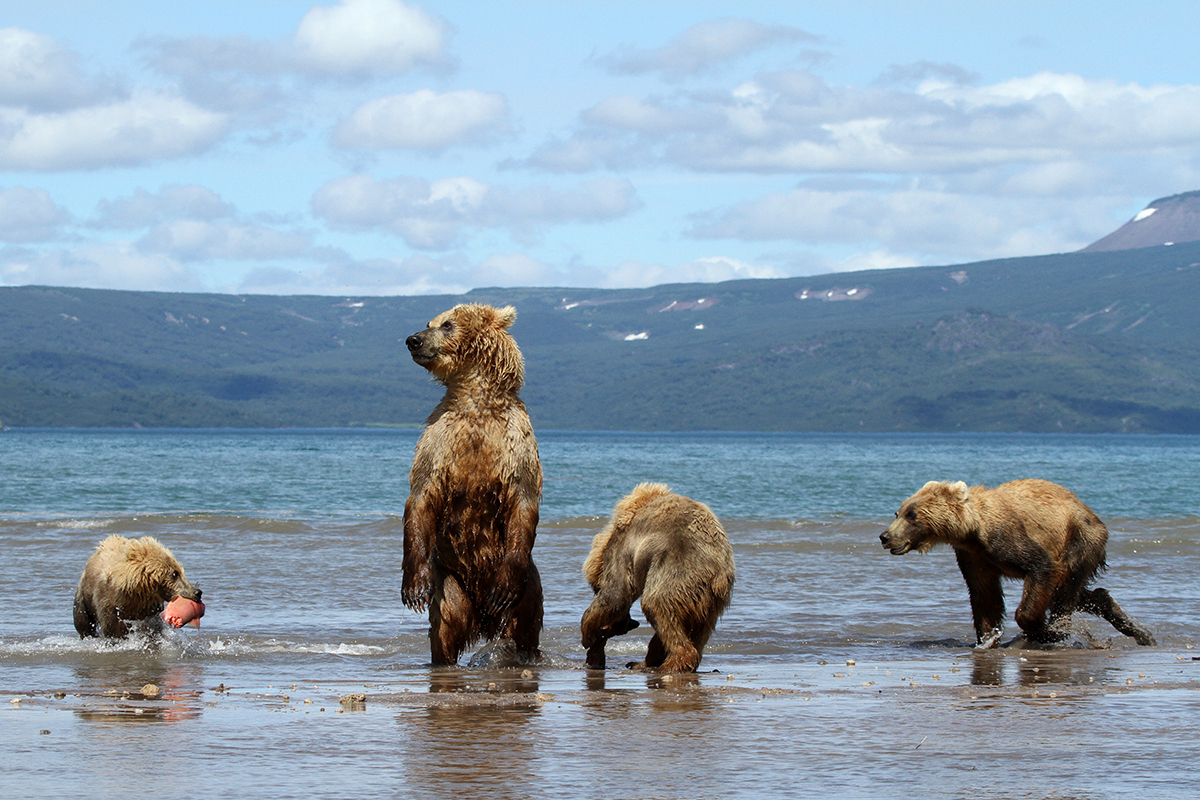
xmin=485 ymin=583 xmax=519 ymax=616
xmin=402 ymin=571 xmax=432 ymax=612
xmin=975 ymin=626 xmax=1004 ymax=649
xmin=585 ymin=643 xmax=606 ymax=669
xmin=485 ymin=559 xmax=528 ymax=614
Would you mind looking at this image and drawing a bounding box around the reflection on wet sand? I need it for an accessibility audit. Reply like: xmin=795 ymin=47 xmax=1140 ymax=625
xmin=581 ymin=668 xmax=721 ymax=719
xmin=395 ymin=668 xmax=545 ymax=796
xmin=71 ymin=661 xmax=205 ymax=724
xmin=427 ymin=666 xmax=542 ymax=696
xmin=586 ymin=669 xmax=721 ymax=710
xmin=970 ymin=648 xmax=1143 ymax=689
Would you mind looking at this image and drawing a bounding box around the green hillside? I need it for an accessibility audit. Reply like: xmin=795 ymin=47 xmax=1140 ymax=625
xmin=2 ymin=242 xmax=1200 ymax=432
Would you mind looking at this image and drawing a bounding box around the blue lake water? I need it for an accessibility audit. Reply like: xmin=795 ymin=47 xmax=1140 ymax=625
xmin=2 ymin=429 xmax=1199 ymax=798
xmin=3 ymin=428 xmax=1197 ymax=519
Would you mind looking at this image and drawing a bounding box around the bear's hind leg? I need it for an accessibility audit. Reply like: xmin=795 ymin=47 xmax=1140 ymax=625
xmin=656 ymin=642 xmax=701 ymax=673
xmin=627 ymin=632 xmax=667 ymax=671
xmin=504 ymin=561 xmax=544 ymax=660
xmin=1013 ymin=560 xmax=1071 ymax=644
xmin=688 ymin=601 xmax=723 ymax=657
xmin=429 ymin=574 xmax=476 ymax=666
xmin=1015 ymin=583 xmax=1065 ymax=644
xmin=638 ymin=607 xmax=701 ymax=673
xmin=654 ymin=607 xmax=718 ymax=673
xmin=1078 ymin=588 xmax=1156 ymax=646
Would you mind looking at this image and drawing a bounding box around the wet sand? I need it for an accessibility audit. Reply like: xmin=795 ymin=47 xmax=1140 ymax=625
xmin=6 ymin=646 xmax=1200 ymax=799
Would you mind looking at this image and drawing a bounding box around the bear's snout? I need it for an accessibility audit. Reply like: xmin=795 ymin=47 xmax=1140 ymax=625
xmin=406 ymin=330 xmax=438 ymax=365
xmin=880 ymin=528 xmax=913 ymax=555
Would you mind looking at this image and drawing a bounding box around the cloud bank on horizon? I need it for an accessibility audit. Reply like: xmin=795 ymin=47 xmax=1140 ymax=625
xmin=2 ymin=0 xmax=1199 ymax=296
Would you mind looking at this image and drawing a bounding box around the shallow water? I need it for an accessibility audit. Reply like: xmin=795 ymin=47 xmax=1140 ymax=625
xmin=2 ymin=430 xmax=1199 ymax=798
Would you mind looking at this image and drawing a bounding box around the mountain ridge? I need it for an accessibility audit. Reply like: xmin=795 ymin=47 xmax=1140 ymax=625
xmin=2 ymin=239 xmax=1200 ymax=432
xmin=1082 ymin=190 xmax=1200 ymax=252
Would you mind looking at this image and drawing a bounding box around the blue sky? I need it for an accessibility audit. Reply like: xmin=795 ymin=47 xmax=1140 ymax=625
xmin=2 ymin=1 xmax=1199 ymax=296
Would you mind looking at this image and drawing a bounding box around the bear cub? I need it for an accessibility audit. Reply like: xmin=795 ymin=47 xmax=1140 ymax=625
xmin=880 ymin=479 xmax=1155 ymax=648
xmin=74 ymin=534 xmax=204 ymax=639
xmin=582 ymin=483 xmax=735 ymax=672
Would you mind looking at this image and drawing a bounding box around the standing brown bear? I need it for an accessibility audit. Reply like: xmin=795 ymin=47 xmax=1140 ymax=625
xmin=581 ymin=483 xmax=735 ymax=672
xmin=74 ymin=535 xmax=205 ymax=638
xmin=403 ymin=303 xmax=543 ymax=665
xmin=880 ymin=479 xmax=1155 ymax=648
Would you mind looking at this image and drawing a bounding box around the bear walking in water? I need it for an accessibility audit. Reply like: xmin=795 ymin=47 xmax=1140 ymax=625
xmin=74 ymin=535 xmax=205 ymax=639
xmin=880 ymin=479 xmax=1155 ymax=648
xmin=403 ymin=304 xmax=543 ymax=665
xmin=581 ymin=483 xmax=735 ymax=672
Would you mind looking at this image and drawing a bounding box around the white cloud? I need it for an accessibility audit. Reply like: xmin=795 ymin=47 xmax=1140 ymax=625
xmin=237 ymin=252 xmax=480 ymax=297
xmin=0 ymin=27 xmax=117 ymax=110
xmin=140 ymin=0 xmax=453 ymax=85
xmin=0 ymin=242 xmax=205 ymax=292
xmin=310 ymin=173 xmax=464 ymax=248
xmin=334 ymin=89 xmax=509 ymax=151
xmin=138 ymin=219 xmax=312 ymax=262
xmin=594 ymin=255 xmax=783 ymax=288
xmin=688 ymin=255 xmax=786 ymax=281
xmin=7 ymin=9 xmax=1200 ymax=296
xmin=94 ymin=185 xmax=236 ymax=228
xmin=0 ymin=186 xmax=71 ymax=242
xmin=0 ymin=91 xmax=229 ymax=171
xmin=293 ymin=0 xmax=450 ymax=77
xmin=597 ymin=19 xmax=820 ymax=80
xmin=232 ymin=250 xmax=778 ymax=296
xmin=583 ymin=95 xmax=716 ymax=134
xmin=830 ymin=249 xmax=918 ymax=273
xmin=474 ymin=252 xmax=561 ymax=286
xmin=527 ymin=70 xmax=1200 ymax=176
xmin=312 ymin=173 xmax=639 ymax=249
xmin=688 ymin=186 xmax=1114 ymax=261
xmin=0 ymin=30 xmax=230 ymax=172
xmin=89 ymin=184 xmax=313 ymax=262
xmin=0 ymin=29 xmax=231 ymax=172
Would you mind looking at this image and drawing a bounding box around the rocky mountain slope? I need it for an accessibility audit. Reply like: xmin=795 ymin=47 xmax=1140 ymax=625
xmin=1082 ymin=190 xmax=1200 ymax=252
xmin=3 ymin=236 xmax=1200 ymax=432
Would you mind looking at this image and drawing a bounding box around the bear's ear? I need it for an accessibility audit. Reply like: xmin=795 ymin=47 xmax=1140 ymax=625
xmin=920 ymin=480 xmax=942 ymax=491
xmin=947 ymin=480 xmax=970 ymax=501
xmin=495 ymin=305 xmax=517 ymax=329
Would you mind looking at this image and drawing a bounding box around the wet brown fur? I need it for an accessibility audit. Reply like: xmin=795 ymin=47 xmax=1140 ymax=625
xmin=880 ymin=479 xmax=1155 ymax=647
xmin=403 ymin=304 xmax=543 ymax=665
xmin=73 ymin=534 xmax=202 ymax=638
xmin=581 ymin=483 xmax=735 ymax=673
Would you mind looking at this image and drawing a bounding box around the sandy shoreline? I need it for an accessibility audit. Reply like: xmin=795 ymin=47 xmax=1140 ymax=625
xmin=6 ymin=648 xmax=1200 ymax=798
xmin=9 ymin=645 xmax=1199 ymax=716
